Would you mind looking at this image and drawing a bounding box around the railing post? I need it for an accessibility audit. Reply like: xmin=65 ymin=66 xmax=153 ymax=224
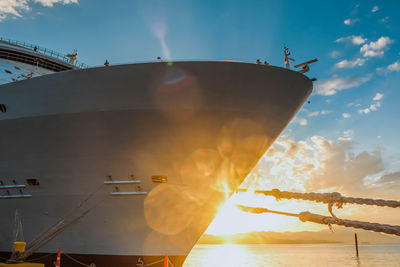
xmin=354 ymin=233 xmax=359 ymax=258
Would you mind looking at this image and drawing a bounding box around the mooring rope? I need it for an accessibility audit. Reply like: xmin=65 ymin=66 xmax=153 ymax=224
xmin=20 ymin=184 xmax=107 ymax=262
xmin=143 ymin=257 xmax=175 ymax=267
xmin=0 ymin=255 xmax=8 ymax=261
xmin=142 ymin=258 xmax=165 ymax=266
xmin=63 ymin=253 xmax=93 ymax=267
xmin=62 ymin=255 xmax=171 ymax=267
xmin=237 ymin=205 xmax=400 ymax=236
xmin=238 ymin=188 xmax=400 ymax=208
xmin=25 ymin=253 xmax=55 ymax=262
xmin=321 ymin=216 xmax=400 ymax=236
xmin=0 ymin=253 xmax=55 ymax=264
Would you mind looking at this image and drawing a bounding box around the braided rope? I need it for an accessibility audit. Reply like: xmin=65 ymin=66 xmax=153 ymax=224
xmin=328 ymin=218 xmax=400 ymax=236
xmin=237 ymin=205 xmax=400 ymax=237
xmin=298 ymin=211 xmax=400 ymax=236
xmin=63 ymin=253 xmax=93 ymax=267
xmin=239 ymin=188 xmax=400 ymax=208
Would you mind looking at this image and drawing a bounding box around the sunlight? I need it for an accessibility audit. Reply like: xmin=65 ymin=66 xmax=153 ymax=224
xmin=185 ymin=244 xmax=258 ymax=267
xmin=205 ymin=189 xmax=329 ymax=236
xmin=206 ymin=193 xmax=296 ymax=235
xmin=204 ymin=135 xmax=342 ymax=237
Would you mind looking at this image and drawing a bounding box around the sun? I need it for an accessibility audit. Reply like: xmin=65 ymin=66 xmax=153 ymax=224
xmin=205 ymin=191 xmax=309 ymax=236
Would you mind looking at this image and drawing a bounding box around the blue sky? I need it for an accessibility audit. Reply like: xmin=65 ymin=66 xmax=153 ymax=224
xmin=1 ymin=0 xmax=400 ymax=228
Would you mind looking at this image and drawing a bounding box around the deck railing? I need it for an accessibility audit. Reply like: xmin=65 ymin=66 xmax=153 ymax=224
xmin=0 ymin=37 xmax=89 ymax=69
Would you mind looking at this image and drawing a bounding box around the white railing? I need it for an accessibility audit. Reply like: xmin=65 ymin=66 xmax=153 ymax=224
xmin=0 ymin=37 xmax=89 ymax=69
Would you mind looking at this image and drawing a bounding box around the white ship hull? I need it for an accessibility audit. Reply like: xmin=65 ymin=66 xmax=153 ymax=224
xmin=0 ymin=61 xmax=312 ymax=266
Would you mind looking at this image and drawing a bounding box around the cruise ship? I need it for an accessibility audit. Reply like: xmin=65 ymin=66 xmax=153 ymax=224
xmin=0 ymin=39 xmax=313 ymax=266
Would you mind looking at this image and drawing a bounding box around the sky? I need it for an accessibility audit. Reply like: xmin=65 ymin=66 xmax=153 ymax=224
xmin=1 ymin=0 xmax=400 ymax=235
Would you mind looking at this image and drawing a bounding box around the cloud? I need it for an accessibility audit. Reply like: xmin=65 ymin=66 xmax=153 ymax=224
xmin=335 ymin=35 xmax=367 ymax=45
xmin=314 ymin=75 xmax=371 ymax=96
xmin=387 ymin=61 xmax=400 ymax=72
xmin=343 ymin=129 xmax=354 ymax=138
xmin=242 ymin=136 xmax=399 ymax=228
xmin=334 ymin=58 xmax=366 ymax=69
xmin=33 ymin=0 xmax=78 ymax=7
xmin=380 ymin=16 xmax=389 ymax=23
xmin=359 ymin=102 xmax=381 ymax=114
xmin=293 ymin=117 xmax=307 ymax=126
xmin=0 ymin=0 xmax=29 ymax=20
xmin=379 ymin=172 xmax=400 ymax=184
xmin=329 ymin=50 xmax=341 ymax=59
xmin=360 ymin=36 xmax=393 ymax=57
xmin=363 ymin=50 xmax=383 ymax=57
xmin=344 ymin=18 xmax=359 ymax=26
xmin=347 ymin=102 xmax=362 ymax=108
xmin=373 ymin=93 xmax=384 ymax=101
xmin=254 ymin=136 xmax=386 ymax=195
xmin=342 ymin=113 xmax=351 ymax=118
xmin=371 ymin=5 xmax=379 ymax=13
xmin=0 ymin=0 xmax=77 ymax=20
xmin=303 ymin=110 xmax=332 ymax=118
xmin=351 ymin=4 xmax=360 ymax=15
xmin=320 ymin=110 xmax=332 ymax=115
xmin=358 ymin=93 xmax=383 ymax=114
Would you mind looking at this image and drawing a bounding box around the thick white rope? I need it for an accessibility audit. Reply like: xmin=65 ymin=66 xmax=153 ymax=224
xmin=299 ymin=211 xmax=400 ymax=236
xmin=237 ymin=205 xmax=400 ymax=237
xmin=239 ymin=188 xmax=400 ymax=208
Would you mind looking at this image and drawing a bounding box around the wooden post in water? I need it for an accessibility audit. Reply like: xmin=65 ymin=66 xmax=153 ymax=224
xmin=354 ymin=233 xmax=359 ymax=258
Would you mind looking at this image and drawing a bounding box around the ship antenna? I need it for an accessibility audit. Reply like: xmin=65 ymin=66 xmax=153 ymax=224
xmin=284 ymin=45 xmax=294 ymax=69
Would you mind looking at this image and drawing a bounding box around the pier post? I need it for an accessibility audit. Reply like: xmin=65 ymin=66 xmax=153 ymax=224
xmin=354 ymin=233 xmax=359 ymax=258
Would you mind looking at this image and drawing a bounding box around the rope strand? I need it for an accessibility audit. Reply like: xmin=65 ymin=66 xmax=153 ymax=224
xmin=237 ymin=205 xmax=400 ymax=236
xmin=238 ymin=188 xmax=400 ymax=208
xmin=63 ymin=253 xmax=92 ymax=267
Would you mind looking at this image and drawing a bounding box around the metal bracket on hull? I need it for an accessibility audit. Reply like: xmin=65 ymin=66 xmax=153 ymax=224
xmin=0 ymin=184 xmax=25 ymax=189
xmin=0 ymin=182 xmax=31 ymax=199
xmin=105 ymin=176 xmax=146 ymax=196
xmin=110 ymin=192 xmax=147 ymax=196
xmin=104 ymin=180 xmax=141 ymax=185
xmin=0 ymin=194 xmax=32 ymax=199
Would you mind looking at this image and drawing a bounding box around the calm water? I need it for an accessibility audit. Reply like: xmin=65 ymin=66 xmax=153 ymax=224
xmin=184 ymin=243 xmax=400 ymax=266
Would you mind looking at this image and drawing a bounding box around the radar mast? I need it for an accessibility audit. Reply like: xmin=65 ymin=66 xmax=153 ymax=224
xmin=284 ymin=46 xmax=294 ymax=69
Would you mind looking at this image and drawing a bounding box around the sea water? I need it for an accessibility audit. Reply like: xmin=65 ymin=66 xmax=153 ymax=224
xmin=184 ymin=243 xmax=400 ymax=266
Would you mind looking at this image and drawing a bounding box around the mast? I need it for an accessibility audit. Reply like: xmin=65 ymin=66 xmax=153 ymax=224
xmin=284 ymin=46 xmax=294 ymax=69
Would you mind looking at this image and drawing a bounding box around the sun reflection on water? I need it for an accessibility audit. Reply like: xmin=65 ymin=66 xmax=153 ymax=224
xmin=185 ymin=244 xmax=258 ymax=267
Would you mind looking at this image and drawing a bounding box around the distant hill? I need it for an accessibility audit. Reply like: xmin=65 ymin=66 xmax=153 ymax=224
xmin=199 ymin=227 xmax=400 ymax=244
